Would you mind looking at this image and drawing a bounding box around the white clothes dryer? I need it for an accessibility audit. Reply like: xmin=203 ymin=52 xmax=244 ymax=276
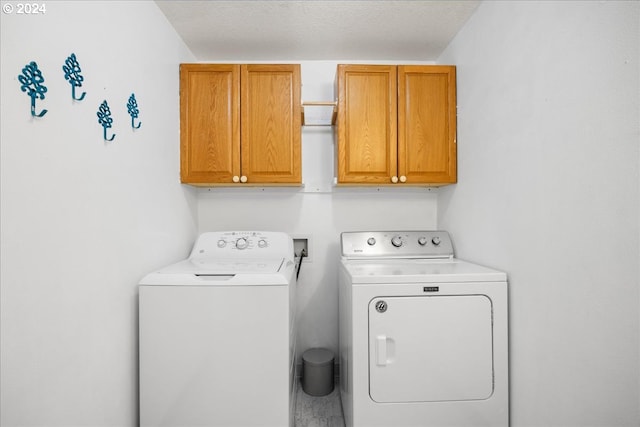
xmin=339 ymin=231 xmax=508 ymax=427
xmin=139 ymin=231 xmax=297 ymax=427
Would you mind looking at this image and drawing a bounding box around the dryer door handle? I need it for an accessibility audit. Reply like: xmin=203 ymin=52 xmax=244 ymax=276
xmin=376 ymin=335 xmax=395 ymax=366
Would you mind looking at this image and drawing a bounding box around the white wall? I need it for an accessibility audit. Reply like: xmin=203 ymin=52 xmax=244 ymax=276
xmin=6 ymin=2 xmax=636 ymax=426
xmin=437 ymin=1 xmax=640 ymax=426
xmin=198 ymin=61 xmax=439 ymax=360
xmin=0 ymin=2 xmax=197 ymax=425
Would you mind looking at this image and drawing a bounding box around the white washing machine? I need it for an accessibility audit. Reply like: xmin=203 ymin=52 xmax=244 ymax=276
xmin=139 ymin=231 xmax=297 ymax=427
xmin=339 ymin=231 xmax=508 ymax=427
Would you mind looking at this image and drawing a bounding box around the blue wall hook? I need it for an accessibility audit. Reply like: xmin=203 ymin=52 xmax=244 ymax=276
xmin=18 ymin=61 xmax=48 ymax=117
xmin=97 ymin=100 xmax=116 ymax=141
xmin=127 ymin=93 xmax=142 ymax=129
xmin=62 ymin=53 xmax=86 ymax=101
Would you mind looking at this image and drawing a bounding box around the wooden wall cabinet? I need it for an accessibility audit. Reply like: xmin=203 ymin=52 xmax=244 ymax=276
xmin=336 ymin=64 xmax=457 ymax=185
xmin=180 ymin=64 xmax=301 ymax=185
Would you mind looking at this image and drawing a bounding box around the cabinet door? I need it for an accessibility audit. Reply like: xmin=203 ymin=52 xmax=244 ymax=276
xmin=398 ymin=66 xmax=457 ymax=184
xmin=336 ymin=65 xmax=397 ymax=184
xmin=180 ymin=64 xmax=240 ymax=184
xmin=241 ymin=64 xmax=301 ymax=184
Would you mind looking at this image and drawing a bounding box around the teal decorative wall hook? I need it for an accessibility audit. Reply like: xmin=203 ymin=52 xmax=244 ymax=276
xmin=62 ymin=53 xmax=86 ymax=101
xmin=18 ymin=61 xmax=48 ymax=117
xmin=97 ymin=100 xmax=115 ymax=141
xmin=127 ymin=93 xmax=142 ymax=129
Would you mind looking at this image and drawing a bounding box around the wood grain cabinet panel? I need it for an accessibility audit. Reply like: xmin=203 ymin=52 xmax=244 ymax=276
xmin=180 ymin=63 xmax=301 ymax=185
xmin=336 ymin=65 xmax=397 ymax=184
xmin=337 ymin=64 xmax=457 ymax=185
xmin=180 ymin=64 xmax=240 ymax=184
xmin=241 ymin=64 xmax=301 ymax=184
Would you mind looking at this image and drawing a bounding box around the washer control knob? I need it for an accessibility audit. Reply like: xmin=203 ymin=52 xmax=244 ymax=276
xmin=432 ymin=236 xmax=442 ymax=246
xmin=217 ymin=239 xmax=226 ymax=248
xmin=367 ymin=237 xmax=376 ymax=246
xmin=235 ymin=237 xmax=248 ymax=250
xmin=258 ymin=239 xmax=267 ymax=248
xmin=391 ymin=235 xmax=403 ymax=247
xmin=418 ymin=237 xmax=428 ymax=246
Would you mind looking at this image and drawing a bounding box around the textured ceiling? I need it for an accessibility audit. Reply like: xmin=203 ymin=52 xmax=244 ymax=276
xmin=155 ymin=1 xmax=480 ymax=61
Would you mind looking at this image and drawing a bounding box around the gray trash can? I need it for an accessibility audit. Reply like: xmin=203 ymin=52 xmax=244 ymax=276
xmin=301 ymin=348 xmax=334 ymax=396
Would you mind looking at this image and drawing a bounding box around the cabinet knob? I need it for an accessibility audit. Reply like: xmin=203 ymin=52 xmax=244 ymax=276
xmin=391 ymin=176 xmax=399 ymax=183
xmin=400 ymin=175 xmax=407 ymax=183
xmin=240 ymin=175 xmax=248 ymax=183
xmin=232 ymin=176 xmax=240 ymax=183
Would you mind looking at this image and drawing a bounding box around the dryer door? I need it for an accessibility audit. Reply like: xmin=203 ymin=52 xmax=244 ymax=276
xmin=369 ymin=295 xmax=493 ymax=403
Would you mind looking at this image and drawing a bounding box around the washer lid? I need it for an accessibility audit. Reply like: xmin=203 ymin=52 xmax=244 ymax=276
xmin=138 ymin=258 xmax=293 ymax=286
xmin=342 ymin=258 xmax=506 ymax=283
xmin=160 ymin=258 xmax=286 ymax=275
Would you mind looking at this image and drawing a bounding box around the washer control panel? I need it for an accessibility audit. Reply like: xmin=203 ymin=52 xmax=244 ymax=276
xmin=189 ymin=231 xmax=293 ymax=260
xmin=341 ymin=231 xmax=454 ymax=259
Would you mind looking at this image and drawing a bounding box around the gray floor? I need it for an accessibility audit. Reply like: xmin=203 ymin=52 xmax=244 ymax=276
xmin=295 ymin=378 xmax=345 ymax=427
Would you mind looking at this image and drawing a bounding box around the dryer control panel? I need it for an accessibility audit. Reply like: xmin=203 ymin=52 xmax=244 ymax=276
xmin=341 ymin=231 xmax=454 ymax=259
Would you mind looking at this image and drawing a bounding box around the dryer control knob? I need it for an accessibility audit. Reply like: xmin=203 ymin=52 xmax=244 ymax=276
xmin=236 ymin=237 xmax=248 ymax=250
xmin=432 ymin=236 xmax=442 ymax=246
xmin=391 ymin=235 xmax=403 ymax=247
xmin=258 ymin=239 xmax=267 ymax=248
xmin=418 ymin=237 xmax=428 ymax=246
xmin=367 ymin=237 xmax=376 ymax=246
xmin=217 ymin=239 xmax=227 ymax=248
